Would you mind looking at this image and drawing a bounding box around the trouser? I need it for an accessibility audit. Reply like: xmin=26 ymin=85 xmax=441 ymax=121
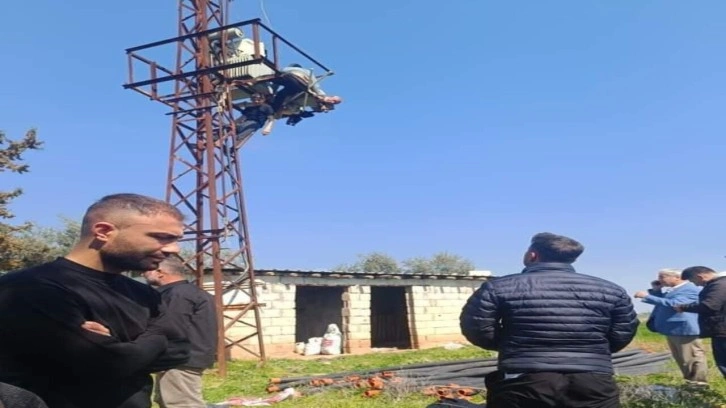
xmin=272 ymin=75 xmax=325 ymax=112
xmin=711 ymin=337 xmax=726 ymax=378
xmin=666 ymin=335 xmax=708 ymax=382
xmin=233 ymin=119 xmax=261 ymax=142
xmin=485 ymin=370 xmax=620 ymax=408
xmin=154 ymin=368 xmax=205 ymax=408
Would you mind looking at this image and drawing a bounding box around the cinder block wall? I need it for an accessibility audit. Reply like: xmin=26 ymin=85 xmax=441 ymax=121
xmin=406 ymin=285 xmax=480 ymax=349
xmin=223 ymin=276 xmax=487 ymax=359
xmin=342 ymin=285 xmax=371 ymax=352
xmin=226 ymin=277 xmax=296 ymax=359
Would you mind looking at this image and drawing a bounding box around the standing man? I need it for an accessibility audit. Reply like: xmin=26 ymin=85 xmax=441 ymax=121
xmin=460 ymin=232 xmax=639 ymax=408
xmin=634 ymin=269 xmax=707 ymax=385
xmin=143 ymin=257 xmax=218 ymax=408
xmin=0 ymin=193 xmax=190 ymax=408
xmin=677 ymin=266 xmax=726 ymax=378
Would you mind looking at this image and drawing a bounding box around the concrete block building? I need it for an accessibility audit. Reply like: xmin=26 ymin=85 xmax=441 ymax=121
xmin=212 ymin=269 xmax=492 ymax=359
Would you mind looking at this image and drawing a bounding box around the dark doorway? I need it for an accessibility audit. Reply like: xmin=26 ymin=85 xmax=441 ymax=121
xmin=295 ymin=286 xmax=345 ymax=343
xmin=370 ymin=286 xmax=412 ymax=349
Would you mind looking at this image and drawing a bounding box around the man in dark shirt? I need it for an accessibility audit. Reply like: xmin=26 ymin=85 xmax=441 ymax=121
xmin=0 ymin=193 xmax=191 ymax=408
xmin=270 ymin=64 xmax=342 ymax=126
xmin=142 ymin=257 xmax=218 ymax=408
xmin=232 ymin=93 xmax=274 ymax=149
xmin=678 ymin=266 xmax=726 ymax=378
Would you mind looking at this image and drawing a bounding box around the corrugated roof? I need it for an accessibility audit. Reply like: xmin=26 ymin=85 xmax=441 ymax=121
xmin=216 ymin=268 xmax=493 ymax=281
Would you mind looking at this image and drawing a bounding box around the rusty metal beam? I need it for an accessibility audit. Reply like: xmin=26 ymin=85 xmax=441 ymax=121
xmin=126 ymin=0 xmax=267 ymax=378
xmin=257 ymin=21 xmax=331 ymax=72
xmin=123 ymin=57 xmax=269 ymax=90
xmin=125 ymin=0 xmax=337 ymax=378
xmin=125 ymin=18 xmax=262 ymax=53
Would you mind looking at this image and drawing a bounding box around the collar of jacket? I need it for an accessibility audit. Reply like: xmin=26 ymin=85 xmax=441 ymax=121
xmin=157 ymin=280 xmax=189 ymax=292
xmin=521 ymin=262 xmax=576 ymax=274
xmin=706 ymin=276 xmax=726 ymax=286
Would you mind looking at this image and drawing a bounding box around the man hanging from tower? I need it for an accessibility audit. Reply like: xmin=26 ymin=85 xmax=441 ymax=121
xmin=271 ymin=63 xmax=342 ymax=126
xmin=218 ymin=92 xmax=275 ymax=150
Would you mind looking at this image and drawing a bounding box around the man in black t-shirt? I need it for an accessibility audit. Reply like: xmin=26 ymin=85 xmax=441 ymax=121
xmin=0 ymin=193 xmax=190 ymax=408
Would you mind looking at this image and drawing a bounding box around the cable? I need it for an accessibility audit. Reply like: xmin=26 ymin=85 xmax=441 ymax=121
xmin=260 ymin=0 xmax=273 ymax=28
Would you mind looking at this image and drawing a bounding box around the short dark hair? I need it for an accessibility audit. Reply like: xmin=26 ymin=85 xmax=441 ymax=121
xmin=529 ymin=232 xmax=584 ymax=263
xmin=681 ymin=266 xmax=716 ymax=281
xmin=81 ymin=193 xmax=184 ymax=236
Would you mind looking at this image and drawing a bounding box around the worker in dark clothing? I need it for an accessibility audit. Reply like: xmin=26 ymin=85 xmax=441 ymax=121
xmin=460 ymin=232 xmax=639 ymax=408
xmin=677 ymin=266 xmax=726 ymax=378
xmin=143 ymin=257 xmax=218 ymax=408
xmin=0 ymin=193 xmax=190 ymax=408
xmin=232 ymin=92 xmax=274 ymax=149
xmin=215 ymin=93 xmax=274 ymax=150
xmin=270 ymin=63 xmax=342 ymax=126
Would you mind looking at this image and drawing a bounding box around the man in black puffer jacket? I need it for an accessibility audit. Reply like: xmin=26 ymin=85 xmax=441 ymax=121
xmin=460 ymin=232 xmax=639 ymax=408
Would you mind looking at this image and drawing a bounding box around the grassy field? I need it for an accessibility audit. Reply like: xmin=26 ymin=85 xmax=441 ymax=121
xmin=200 ymin=326 xmax=726 ymax=407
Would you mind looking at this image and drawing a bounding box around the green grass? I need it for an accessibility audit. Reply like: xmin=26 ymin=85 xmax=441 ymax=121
xmin=200 ymin=327 xmax=726 ymax=407
xmin=203 ymin=346 xmax=492 ymax=407
xmin=614 ymin=325 xmax=726 ymax=407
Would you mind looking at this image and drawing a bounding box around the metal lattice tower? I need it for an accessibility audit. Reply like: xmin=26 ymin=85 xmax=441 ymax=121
xmin=124 ymin=0 xmax=336 ymax=376
xmin=125 ymin=0 xmax=262 ymax=376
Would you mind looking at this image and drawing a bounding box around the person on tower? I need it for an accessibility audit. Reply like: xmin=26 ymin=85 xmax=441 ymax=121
xmin=271 ymin=63 xmax=342 ymax=126
xmin=216 ymin=92 xmax=275 ymax=150
xmin=233 ymin=92 xmax=275 ymax=148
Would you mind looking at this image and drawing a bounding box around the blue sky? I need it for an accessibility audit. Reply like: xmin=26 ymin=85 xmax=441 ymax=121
xmin=2 ymin=0 xmax=725 ymax=311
